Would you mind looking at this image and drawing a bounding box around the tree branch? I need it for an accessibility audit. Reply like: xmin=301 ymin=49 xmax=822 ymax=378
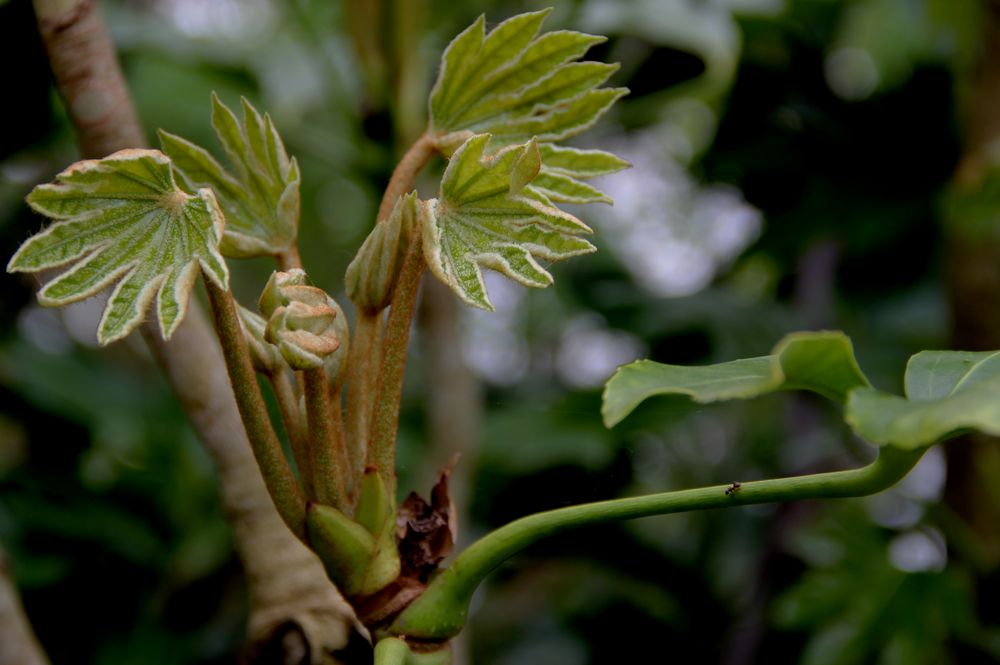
xmin=31 ymin=0 xmax=358 ymax=659
xmin=0 ymin=547 xmax=49 ymax=665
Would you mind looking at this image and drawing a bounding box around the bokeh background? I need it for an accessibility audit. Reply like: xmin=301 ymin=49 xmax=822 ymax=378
xmin=2 ymin=0 xmax=1000 ymax=663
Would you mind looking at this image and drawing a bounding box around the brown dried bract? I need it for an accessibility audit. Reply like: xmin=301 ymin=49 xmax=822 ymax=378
xmin=396 ymin=456 xmax=459 ymax=581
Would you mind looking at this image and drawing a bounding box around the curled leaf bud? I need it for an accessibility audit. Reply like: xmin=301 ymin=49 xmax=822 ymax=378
xmin=259 ymin=269 xmax=343 ymax=370
xmin=237 ymin=304 xmax=283 ymax=373
xmin=345 ymin=191 xmax=418 ymax=313
xmin=324 ymin=297 xmax=350 ymax=388
xmin=258 ymin=269 xmax=308 ymax=318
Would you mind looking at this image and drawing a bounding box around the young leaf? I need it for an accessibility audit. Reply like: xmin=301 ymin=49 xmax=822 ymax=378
xmin=8 ymin=149 xmax=228 ymax=345
xmin=159 ymin=94 xmax=300 ymax=258
xmin=602 ymin=331 xmax=870 ymax=427
xmin=429 ymin=10 xmax=628 ymax=153
xmin=847 ymin=350 xmax=1000 ymax=449
xmin=533 ymin=143 xmax=630 ymax=205
xmin=258 ymin=270 xmax=344 ymax=371
xmin=421 ymin=133 xmax=595 ymax=310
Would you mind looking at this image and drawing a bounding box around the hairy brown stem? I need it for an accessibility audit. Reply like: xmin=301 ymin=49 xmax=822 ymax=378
xmin=305 ymin=366 xmax=350 ymax=509
xmin=271 ymin=369 xmax=315 ymax=500
xmin=368 ymin=235 xmax=426 ymax=498
xmin=345 ymin=311 xmax=381 ymax=493
xmin=205 ymin=281 xmax=308 ymax=537
xmin=377 ymin=133 xmax=436 ymax=222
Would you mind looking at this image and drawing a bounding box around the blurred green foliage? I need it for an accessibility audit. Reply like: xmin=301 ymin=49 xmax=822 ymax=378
xmin=2 ymin=0 xmax=999 ymax=663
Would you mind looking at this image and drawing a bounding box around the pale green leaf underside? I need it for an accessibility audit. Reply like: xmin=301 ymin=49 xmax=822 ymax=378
xmin=602 ymin=331 xmax=870 ymax=427
xmin=422 ymin=133 xmax=595 ymax=310
xmin=8 ymin=149 xmax=228 ymax=345
xmin=532 ymin=144 xmax=631 ymax=205
xmin=159 ymin=94 xmax=299 ymax=258
xmin=846 ymin=350 xmax=1000 ymax=449
xmin=430 ymin=10 xmax=627 ymax=151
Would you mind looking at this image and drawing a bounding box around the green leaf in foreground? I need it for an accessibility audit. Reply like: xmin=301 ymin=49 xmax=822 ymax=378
xmin=8 ymin=149 xmax=228 ymax=345
xmin=847 ymin=350 xmax=1000 ymax=449
xmin=602 ymin=331 xmax=870 ymax=427
xmin=421 ymin=133 xmax=595 ymax=310
xmin=159 ymin=94 xmax=300 ymax=258
xmin=529 ymin=144 xmax=630 ymax=205
xmin=428 ymin=10 xmax=628 ymax=153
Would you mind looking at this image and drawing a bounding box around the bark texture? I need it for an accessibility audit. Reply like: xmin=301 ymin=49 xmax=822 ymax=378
xmin=31 ymin=0 xmax=357 ymax=660
xmin=945 ymin=0 xmax=1000 ymax=567
xmin=0 ymin=548 xmax=50 ymax=665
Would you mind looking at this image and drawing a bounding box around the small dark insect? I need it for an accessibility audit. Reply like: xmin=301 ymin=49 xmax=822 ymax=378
xmin=725 ymin=481 xmax=742 ymax=496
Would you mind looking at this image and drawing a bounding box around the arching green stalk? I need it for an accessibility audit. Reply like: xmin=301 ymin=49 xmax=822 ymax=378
xmin=391 ymin=446 xmax=925 ymax=640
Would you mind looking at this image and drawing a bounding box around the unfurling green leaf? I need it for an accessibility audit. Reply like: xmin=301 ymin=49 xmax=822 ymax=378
xmin=159 ymin=94 xmax=300 ymax=258
xmin=8 ymin=149 xmax=229 ymax=345
xmin=346 ymin=192 xmax=418 ymax=314
xmin=429 ymin=10 xmax=628 ymax=154
xmin=602 ymin=331 xmax=870 ymax=427
xmin=847 ymin=350 xmax=1000 ymax=449
xmin=258 ymin=269 xmax=344 ymax=371
xmin=421 ymin=133 xmax=595 ymax=310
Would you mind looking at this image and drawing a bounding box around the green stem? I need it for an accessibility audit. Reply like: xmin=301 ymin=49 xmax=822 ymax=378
xmin=374 ymin=637 xmax=409 ymax=665
xmin=391 ymin=446 xmax=926 ymax=640
xmin=269 ymin=369 xmax=314 ymax=500
xmin=204 ymin=279 xmax=307 ymax=539
xmin=367 ymin=235 xmax=425 ymax=500
xmin=374 ymin=637 xmax=452 ymax=665
xmin=304 ymin=366 xmax=349 ymax=509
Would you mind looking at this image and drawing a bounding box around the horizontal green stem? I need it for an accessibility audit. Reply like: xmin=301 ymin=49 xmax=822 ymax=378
xmin=391 ymin=446 xmax=926 ymax=640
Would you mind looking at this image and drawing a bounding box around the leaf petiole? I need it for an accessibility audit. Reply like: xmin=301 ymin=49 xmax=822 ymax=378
xmin=391 ymin=445 xmax=926 ymax=640
xmin=377 ymin=132 xmax=437 ymax=222
xmin=367 ymin=234 xmax=426 ymax=500
xmin=204 ymin=277 xmax=307 ymax=538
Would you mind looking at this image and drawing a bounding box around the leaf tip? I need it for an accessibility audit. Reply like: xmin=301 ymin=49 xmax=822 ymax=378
xmin=510 ymin=138 xmax=541 ymax=194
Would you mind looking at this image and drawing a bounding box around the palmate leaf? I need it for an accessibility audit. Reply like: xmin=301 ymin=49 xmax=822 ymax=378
xmin=421 ymin=133 xmax=595 ymax=310
xmin=429 ymin=9 xmax=628 ymax=154
xmin=846 ymin=350 xmax=1000 ymax=449
xmin=602 ymin=331 xmax=870 ymax=427
xmin=159 ymin=94 xmax=300 ymax=258
xmin=532 ymin=143 xmax=630 ymax=205
xmin=7 ymin=149 xmax=228 ymax=345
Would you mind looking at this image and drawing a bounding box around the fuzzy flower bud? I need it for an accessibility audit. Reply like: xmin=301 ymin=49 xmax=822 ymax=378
xmin=237 ymin=304 xmax=283 ymax=373
xmin=259 ymin=269 xmax=343 ymax=370
xmin=345 ymin=191 xmax=418 ymax=313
